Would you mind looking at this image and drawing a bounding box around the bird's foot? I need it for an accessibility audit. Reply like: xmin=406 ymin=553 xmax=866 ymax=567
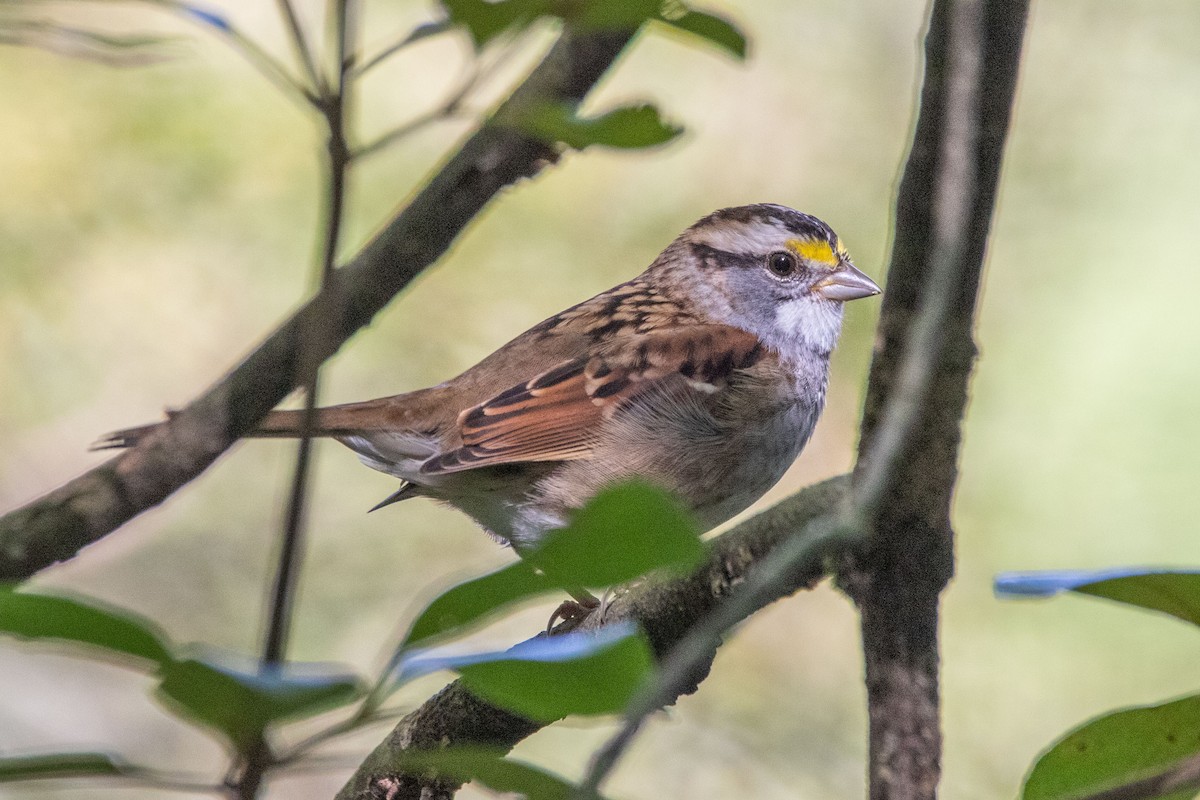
xmin=545 ymin=588 xmax=618 ymax=634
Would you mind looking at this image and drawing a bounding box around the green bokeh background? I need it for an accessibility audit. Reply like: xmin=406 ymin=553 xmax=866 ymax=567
xmin=2 ymin=1 xmax=1199 ymax=798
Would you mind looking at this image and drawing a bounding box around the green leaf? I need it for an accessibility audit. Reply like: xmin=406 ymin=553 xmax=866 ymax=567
xmin=995 ymin=569 xmax=1200 ymax=628
xmin=441 ymin=0 xmax=552 ymax=49
xmin=0 ymin=585 xmax=173 ymax=668
xmin=1024 ymin=694 xmax=1200 ymax=800
xmin=457 ymin=626 xmax=654 ymax=722
xmin=157 ymin=655 xmax=364 ymax=751
xmin=1074 ymin=572 xmax=1200 ymax=628
xmin=528 ymin=480 xmax=705 ymax=588
xmin=402 ymin=562 xmax=557 ymax=648
xmin=519 ymin=103 xmax=683 ymax=150
xmin=570 ymin=0 xmax=662 ymax=29
xmin=658 ymin=10 xmax=747 ymax=59
xmin=0 ymin=753 xmax=123 ymax=782
xmin=396 ymin=747 xmax=582 ymax=800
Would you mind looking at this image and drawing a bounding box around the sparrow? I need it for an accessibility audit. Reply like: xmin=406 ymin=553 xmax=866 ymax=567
xmin=100 ymin=204 xmax=880 ymax=560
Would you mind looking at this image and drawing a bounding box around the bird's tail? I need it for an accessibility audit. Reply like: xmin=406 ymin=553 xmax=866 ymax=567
xmin=92 ymin=402 xmax=413 ymax=451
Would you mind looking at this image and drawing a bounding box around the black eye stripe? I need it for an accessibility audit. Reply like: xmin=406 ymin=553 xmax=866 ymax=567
xmin=689 ymin=243 xmax=759 ymax=269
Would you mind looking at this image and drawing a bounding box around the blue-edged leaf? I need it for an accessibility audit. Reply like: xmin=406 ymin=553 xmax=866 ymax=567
xmin=1024 ymin=694 xmax=1200 ymax=800
xmin=402 ymin=561 xmax=557 ymax=648
xmin=0 ymin=753 xmax=123 ymax=782
xmin=528 ymin=481 xmax=705 ymax=588
xmin=441 ymin=0 xmax=552 ymax=49
xmin=454 ymin=624 xmax=654 ymax=722
xmin=995 ymin=569 xmax=1200 ymax=628
xmin=157 ymin=653 xmax=364 ymax=751
xmin=0 ymin=585 xmax=172 ymax=668
xmin=397 ymin=622 xmax=637 ymax=684
xmin=658 ymin=9 xmax=746 ymax=59
xmin=396 ymin=747 xmax=581 ymax=800
xmin=519 ymin=103 xmax=683 ymax=150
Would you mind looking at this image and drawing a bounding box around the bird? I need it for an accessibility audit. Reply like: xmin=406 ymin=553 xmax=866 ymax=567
xmin=99 ymin=204 xmax=880 ymax=575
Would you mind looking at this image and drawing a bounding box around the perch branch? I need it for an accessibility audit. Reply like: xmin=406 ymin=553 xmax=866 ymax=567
xmin=334 ymin=476 xmax=851 ymax=800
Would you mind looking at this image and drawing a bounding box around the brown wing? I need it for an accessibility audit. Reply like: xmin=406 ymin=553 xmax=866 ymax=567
xmin=422 ymin=325 xmax=765 ymax=474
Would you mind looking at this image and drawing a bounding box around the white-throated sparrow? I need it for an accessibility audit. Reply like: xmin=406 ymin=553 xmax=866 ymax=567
xmin=102 ymin=204 xmax=880 ymax=557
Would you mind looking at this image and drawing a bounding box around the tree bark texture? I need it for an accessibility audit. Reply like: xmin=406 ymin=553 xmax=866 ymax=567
xmin=841 ymin=3 xmax=1029 ymax=799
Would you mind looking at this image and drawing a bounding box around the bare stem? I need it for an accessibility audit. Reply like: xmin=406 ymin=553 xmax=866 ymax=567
xmin=274 ymin=0 xmax=324 ymax=94
xmin=352 ymin=20 xmax=453 ymax=77
xmin=234 ymin=3 xmax=358 ymax=798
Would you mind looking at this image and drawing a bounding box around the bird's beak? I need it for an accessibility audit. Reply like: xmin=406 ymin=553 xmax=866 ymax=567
xmin=814 ymin=264 xmax=882 ymax=301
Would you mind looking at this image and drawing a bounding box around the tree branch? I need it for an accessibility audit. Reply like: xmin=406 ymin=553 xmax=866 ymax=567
xmin=333 ymin=476 xmax=851 ymax=800
xmin=0 ymin=26 xmax=635 ymax=581
xmin=838 ymin=2 xmax=1029 ymax=799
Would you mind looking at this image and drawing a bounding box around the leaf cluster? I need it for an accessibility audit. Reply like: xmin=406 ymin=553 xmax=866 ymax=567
xmin=0 ymin=482 xmax=704 ymax=797
xmin=998 ymin=570 xmax=1200 ymax=800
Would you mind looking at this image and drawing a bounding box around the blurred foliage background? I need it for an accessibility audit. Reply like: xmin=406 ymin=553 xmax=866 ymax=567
xmin=2 ymin=0 xmax=1199 ymax=798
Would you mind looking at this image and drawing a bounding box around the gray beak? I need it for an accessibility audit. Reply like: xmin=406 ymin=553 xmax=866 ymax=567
xmin=814 ymin=264 xmax=882 ymax=301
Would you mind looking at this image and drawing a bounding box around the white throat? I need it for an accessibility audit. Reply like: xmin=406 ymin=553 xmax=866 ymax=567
xmin=769 ymin=297 xmax=844 ymax=360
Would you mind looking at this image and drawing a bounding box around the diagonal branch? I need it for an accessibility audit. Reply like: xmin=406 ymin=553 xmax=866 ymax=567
xmin=333 ymin=476 xmax=852 ymax=800
xmin=0 ymin=26 xmax=635 ymax=581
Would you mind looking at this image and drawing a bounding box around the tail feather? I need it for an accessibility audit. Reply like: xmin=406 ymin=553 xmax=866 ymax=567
xmin=93 ymin=396 xmax=443 ymax=459
xmin=92 ymin=421 xmax=167 ymax=450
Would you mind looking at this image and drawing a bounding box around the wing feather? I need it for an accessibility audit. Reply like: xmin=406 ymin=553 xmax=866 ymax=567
xmin=421 ymin=325 xmax=764 ymax=475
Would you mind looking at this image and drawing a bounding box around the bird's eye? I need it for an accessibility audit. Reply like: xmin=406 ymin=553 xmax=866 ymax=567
xmin=766 ymin=251 xmax=797 ymax=278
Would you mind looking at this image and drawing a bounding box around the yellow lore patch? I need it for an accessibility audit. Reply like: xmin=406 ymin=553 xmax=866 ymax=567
xmin=786 ymin=238 xmax=839 ymax=266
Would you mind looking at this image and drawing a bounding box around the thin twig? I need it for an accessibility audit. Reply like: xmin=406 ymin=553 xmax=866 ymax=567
xmin=123 ymin=0 xmax=322 ymax=107
xmin=352 ymin=30 xmax=526 ymax=161
xmin=11 ymin=762 xmax=220 ymax=794
xmin=274 ymin=0 xmax=324 ymax=94
xmin=351 ymin=19 xmax=453 ymax=78
xmin=238 ymin=3 xmax=357 ymax=797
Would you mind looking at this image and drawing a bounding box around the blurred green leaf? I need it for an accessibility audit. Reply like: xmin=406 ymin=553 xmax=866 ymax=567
xmin=397 ymin=623 xmax=637 ymax=683
xmin=402 ymin=561 xmax=556 ymax=648
xmin=1024 ymin=694 xmax=1200 ymax=800
xmin=158 ymin=657 xmax=364 ymax=751
xmin=570 ymin=0 xmax=662 ymax=28
xmin=528 ymin=481 xmax=704 ymax=588
xmin=0 ymin=585 xmax=172 ymax=668
xmin=457 ymin=626 xmax=654 ymax=722
xmin=441 ymin=0 xmax=552 ymax=49
xmin=396 ymin=747 xmax=583 ymax=800
xmin=659 ymin=10 xmax=746 ymax=59
xmin=995 ymin=569 xmax=1200 ymax=628
xmin=0 ymin=753 xmax=123 ymax=782
xmin=518 ymin=102 xmax=683 ymax=150
xmin=1074 ymin=572 xmax=1200 ymax=628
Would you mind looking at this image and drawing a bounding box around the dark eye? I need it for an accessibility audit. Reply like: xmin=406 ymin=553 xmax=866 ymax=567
xmin=766 ymin=251 xmax=797 ymax=277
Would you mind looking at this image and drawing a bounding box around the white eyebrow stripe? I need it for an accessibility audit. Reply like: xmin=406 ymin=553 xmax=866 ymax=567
xmin=695 ymin=219 xmax=795 ymax=254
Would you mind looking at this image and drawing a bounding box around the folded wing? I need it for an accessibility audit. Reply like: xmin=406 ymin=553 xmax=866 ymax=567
xmin=422 ymin=325 xmax=765 ymax=474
